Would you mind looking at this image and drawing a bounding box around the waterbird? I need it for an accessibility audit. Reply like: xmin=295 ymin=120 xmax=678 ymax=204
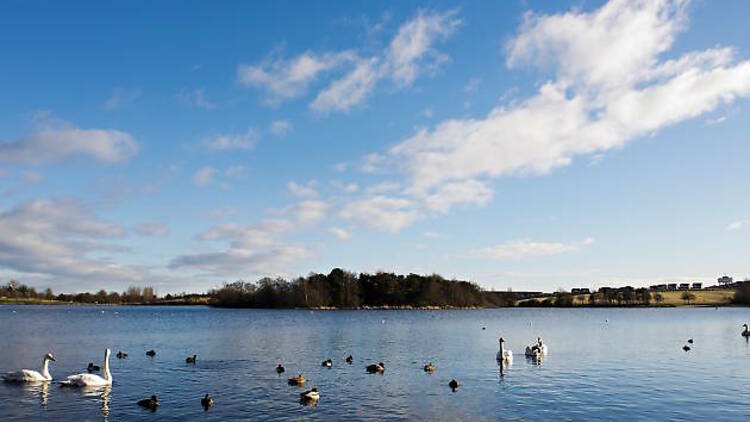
xmin=423 ymin=362 xmax=435 ymax=373
xmin=60 ymin=349 xmax=112 ymax=387
xmin=201 ymin=393 xmax=214 ymax=410
xmin=366 ymin=362 xmax=385 ymax=374
xmin=321 ymin=358 xmax=332 ymax=368
xmin=137 ymin=395 xmax=159 ymax=411
xmin=525 ymin=337 xmax=546 ymax=359
xmin=300 ymin=388 xmax=320 ymax=401
xmin=186 ymin=354 xmax=197 ymax=364
xmin=288 ymin=373 xmax=306 ymax=386
xmin=87 ymin=363 xmax=100 ymax=372
xmin=687 ymin=339 xmax=694 ymax=344
xmin=276 ymin=363 xmax=285 ymax=373
xmin=2 ymin=353 xmax=55 ymax=382
xmin=345 ymin=354 xmax=353 ymax=364
xmin=146 ymin=350 xmax=156 ymax=357
xmin=682 ymin=344 xmax=691 ymax=352
xmin=448 ymin=379 xmax=459 ymax=392
xmin=497 ymin=337 xmax=513 ymax=364
xmin=742 ymin=324 xmax=750 ymax=337
xmin=116 ymin=351 xmax=128 ymax=359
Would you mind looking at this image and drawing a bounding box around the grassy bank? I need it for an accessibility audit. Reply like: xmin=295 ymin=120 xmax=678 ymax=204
xmin=519 ymin=290 xmax=736 ymax=307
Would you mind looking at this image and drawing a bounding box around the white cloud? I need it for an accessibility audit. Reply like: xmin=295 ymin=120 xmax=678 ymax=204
xmin=193 ymin=167 xmax=217 ymax=186
xmin=237 ymin=50 xmax=356 ymax=103
xmin=0 ymin=115 xmax=138 ymax=165
xmin=286 ymin=200 xmax=329 ymax=225
xmin=311 ymin=57 xmax=380 ymax=113
xmin=135 ymin=223 xmax=169 ymax=237
xmin=365 ymin=181 xmax=400 ymax=194
xmin=104 ymin=87 xmax=142 ymax=110
xmin=241 ymin=10 xmax=460 ymax=113
xmin=202 ymin=128 xmax=258 ymax=151
xmin=287 ymin=180 xmax=319 ymax=199
xmin=269 ymin=119 xmax=292 ymax=136
xmin=339 ymin=195 xmax=418 ymax=233
xmin=329 ymin=227 xmax=352 ymax=240
xmin=421 ymin=179 xmax=493 ymax=214
xmin=372 ymin=0 xmax=750 ymax=224
xmin=0 ymin=199 xmax=145 ymax=286
xmin=385 ymin=9 xmax=461 ymax=86
xmin=178 ymin=88 xmax=215 ymax=110
xmin=169 ymin=219 xmax=310 ymax=276
xmin=475 ymin=237 xmax=595 ymax=261
xmin=726 ymin=219 xmax=747 ymax=232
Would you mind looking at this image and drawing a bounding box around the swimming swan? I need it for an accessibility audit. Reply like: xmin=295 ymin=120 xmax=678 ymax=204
xmin=525 ymin=337 xmax=547 ymax=358
xmin=742 ymin=324 xmax=750 ymax=337
xmin=2 ymin=353 xmax=55 ymax=382
xmin=496 ymin=337 xmax=513 ymax=363
xmin=60 ymin=349 xmax=112 ymax=387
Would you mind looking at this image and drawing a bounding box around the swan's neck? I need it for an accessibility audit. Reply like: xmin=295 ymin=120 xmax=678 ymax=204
xmin=103 ymin=353 xmax=111 ymax=382
xmin=41 ymin=358 xmax=51 ymax=379
xmin=499 ymin=342 xmax=504 ymax=356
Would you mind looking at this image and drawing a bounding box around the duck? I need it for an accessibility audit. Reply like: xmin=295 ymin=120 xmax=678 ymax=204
xmin=288 ymin=373 xmax=306 ymax=386
xmin=742 ymin=324 xmax=750 ymax=337
xmin=496 ymin=337 xmax=513 ymax=363
xmin=345 ymin=354 xmax=353 ymax=364
xmin=201 ymin=393 xmax=214 ymax=410
xmin=423 ymin=362 xmax=435 ymax=373
xmin=186 ymin=354 xmax=197 ymax=364
xmin=687 ymin=338 xmax=694 ymax=344
xmin=146 ymin=349 xmax=156 ymax=357
xmin=87 ymin=363 xmax=100 ymax=372
xmin=2 ymin=353 xmax=55 ymax=382
xmin=60 ymin=349 xmax=112 ymax=387
xmin=366 ymin=362 xmax=385 ymax=374
xmin=116 ymin=351 xmax=128 ymax=359
xmin=682 ymin=344 xmax=691 ymax=352
xmin=276 ymin=363 xmax=285 ymax=373
xmin=300 ymin=388 xmax=320 ymax=401
xmin=321 ymin=358 xmax=332 ymax=368
xmin=448 ymin=379 xmax=459 ymax=392
xmin=137 ymin=395 xmax=159 ymax=411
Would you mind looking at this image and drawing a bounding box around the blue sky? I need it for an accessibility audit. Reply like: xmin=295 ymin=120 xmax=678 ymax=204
xmin=1 ymin=0 xmax=749 ymax=293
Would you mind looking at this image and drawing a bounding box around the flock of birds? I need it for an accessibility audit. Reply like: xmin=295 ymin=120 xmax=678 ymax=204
xmin=3 ymin=324 xmax=750 ymax=411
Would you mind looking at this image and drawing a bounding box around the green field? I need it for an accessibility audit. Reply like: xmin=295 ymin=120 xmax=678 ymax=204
xmin=520 ymin=289 xmax=736 ymax=307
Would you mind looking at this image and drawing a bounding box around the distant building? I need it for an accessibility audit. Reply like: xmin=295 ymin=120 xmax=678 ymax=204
xmin=679 ymin=283 xmax=690 ymax=290
xmin=691 ymin=282 xmax=702 ymax=290
xmin=718 ymin=275 xmax=733 ymax=286
xmin=667 ymin=283 xmax=678 ymax=291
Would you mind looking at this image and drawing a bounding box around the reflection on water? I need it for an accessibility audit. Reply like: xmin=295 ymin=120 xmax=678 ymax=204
xmin=1 ymin=305 xmax=750 ymax=421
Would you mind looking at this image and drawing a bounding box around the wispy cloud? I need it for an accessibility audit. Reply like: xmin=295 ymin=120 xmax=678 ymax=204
xmin=104 ymin=87 xmax=142 ymax=110
xmin=329 ymin=227 xmax=351 ymax=240
xmin=726 ymin=219 xmax=748 ymax=231
xmin=202 ymin=128 xmax=258 ymax=151
xmin=135 ymin=222 xmax=169 ymax=237
xmin=0 ymin=114 xmax=138 ymax=165
xmin=178 ymin=88 xmax=216 ymax=110
xmin=269 ymin=119 xmax=292 ymax=136
xmin=193 ymin=166 xmax=217 ymax=186
xmin=475 ymin=237 xmax=595 ymax=261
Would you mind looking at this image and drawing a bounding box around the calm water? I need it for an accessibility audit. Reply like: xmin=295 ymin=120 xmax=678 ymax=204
xmin=0 ymin=305 xmax=749 ymax=421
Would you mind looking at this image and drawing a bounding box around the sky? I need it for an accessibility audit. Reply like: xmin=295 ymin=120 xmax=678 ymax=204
xmin=1 ymin=0 xmax=750 ymax=294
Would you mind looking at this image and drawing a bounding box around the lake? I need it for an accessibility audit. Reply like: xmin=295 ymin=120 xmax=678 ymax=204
xmin=1 ymin=305 xmax=749 ymax=421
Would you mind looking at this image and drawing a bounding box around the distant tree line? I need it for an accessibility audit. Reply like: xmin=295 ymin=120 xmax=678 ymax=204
xmin=0 ymin=280 xmax=158 ymax=304
xmin=209 ymin=268 xmax=499 ymax=308
xmin=520 ymin=287 xmax=654 ymax=307
xmin=733 ymin=281 xmax=750 ymax=304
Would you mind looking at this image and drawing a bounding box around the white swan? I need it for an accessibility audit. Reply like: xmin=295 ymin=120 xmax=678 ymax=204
xmin=496 ymin=337 xmax=513 ymax=363
xmin=525 ymin=337 xmax=547 ymax=358
xmin=2 ymin=353 xmax=55 ymax=382
xmin=61 ymin=349 xmax=112 ymax=387
xmin=742 ymin=323 xmax=750 ymax=337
